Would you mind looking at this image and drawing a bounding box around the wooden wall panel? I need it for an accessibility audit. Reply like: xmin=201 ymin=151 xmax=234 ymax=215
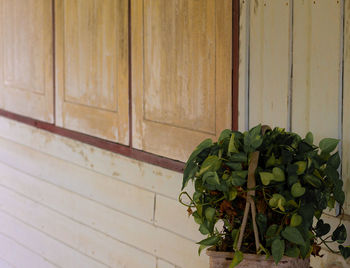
xmin=132 ymin=0 xmax=232 ymax=162
xmin=55 ymin=0 xmax=129 ymax=144
xmin=343 ymin=0 xmax=350 ymax=214
xmin=0 ymin=0 xmax=53 ymax=122
xmin=0 ymin=185 xmax=157 ymax=268
xmin=249 ymin=0 xmax=290 ymax=129
xmin=238 ymin=0 xmax=248 ymax=131
xmin=292 ymin=0 xmax=341 ymax=142
xmin=0 ymin=233 xmax=56 ymax=268
xmin=0 ymin=211 xmax=107 ymax=268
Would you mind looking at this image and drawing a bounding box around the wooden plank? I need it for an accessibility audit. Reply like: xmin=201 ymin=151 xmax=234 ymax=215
xmin=0 ymin=117 xmax=183 ymax=199
xmin=0 ymin=258 xmax=13 ymax=268
xmin=0 ymin=211 xmax=107 ymax=268
xmin=0 ymin=136 xmax=155 ymax=222
xmin=55 ymin=0 xmax=129 ymax=144
xmin=0 ymin=163 xmax=207 ymax=268
xmin=238 ymin=0 xmax=249 ymax=131
xmin=292 ymin=0 xmax=341 ymax=141
xmin=0 ymin=0 xmax=53 ymax=122
xmin=155 ymin=194 xmax=204 ymax=242
xmin=249 ymin=0 xmax=290 ymax=128
xmin=343 ymin=0 xmax=350 ymax=214
xmin=0 ymin=186 xmax=156 ymax=268
xmin=132 ymin=0 xmax=232 ymax=161
xmin=157 ymin=259 xmax=175 ymax=268
xmin=0 ymin=233 xmax=56 ymax=268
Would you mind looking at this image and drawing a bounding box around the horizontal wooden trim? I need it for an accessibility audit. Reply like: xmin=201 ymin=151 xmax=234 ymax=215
xmin=0 ymin=109 xmax=185 ymax=173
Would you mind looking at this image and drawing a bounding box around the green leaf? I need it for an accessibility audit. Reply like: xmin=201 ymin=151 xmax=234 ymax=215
xmin=205 ymin=207 xmax=216 ymax=222
xmin=281 ymin=226 xmax=305 ymax=246
xmin=290 ymin=214 xmax=302 ymax=227
xmin=198 ymin=245 xmax=208 ymax=256
xmin=249 ymin=124 xmax=262 ymax=137
xmin=258 ymin=244 xmax=271 ymax=258
xmin=332 ymin=224 xmax=347 ymax=244
xmin=199 ymin=223 xmax=210 ymax=235
xmin=325 ymin=165 xmax=340 ymax=182
xmin=203 ymin=172 xmax=220 ymax=186
xmin=298 ymin=203 xmax=314 ymax=230
xmin=226 ymin=162 xmax=243 ymax=171
xmin=182 ymin=162 xmax=198 ymax=190
xmin=266 ymin=153 xmax=276 ymax=168
xmin=272 ymin=167 xmax=285 ymax=182
xmin=234 ymin=170 xmax=248 ymax=178
xmin=295 ymin=161 xmax=307 ymax=175
xmin=305 ymin=132 xmax=314 ymax=145
xmin=197 ymin=236 xmax=220 ymax=246
xmin=182 ymin=139 xmax=213 ymax=189
xmin=244 ymin=125 xmax=262 ymax=152
xmin=304 ymin=174 xmax=322 ymax=188
xmin=266 ymin=224 xmax=279 ymax=238
xmin=291 ymin=182 xmax=306 ymax=197
xmin=315 ymin=220 xmax=330 ymax=237
xmin=334 ymin=190 xmax=345 ymax=205
xmin=230 ymin=152 xmax=247 ymax=162
xmin=319 ymin=138 xmax=339 ymax=154
xmin=231 ymin=174 xmax=246 ymax=186
xmin=193 ymin=211 xmax=203 ymax=225
xmin=198 ymin=155 xmax=220 ymax=176
xmin=259 ymin=172 xmax=274 ymax=186
xmin=229 ymin=251 xmax=243 ymax=268
xmin=328 ymin=196 xmax=336 ymax=210
xmin=285 ymin=246 xmax=300 ymax=258
xmin=339 ymin=245 xmax=350 ymax=259
xmin=272 ymin=238 xmax=285 ymax=265
xmin=269 ymin=194 xmax=286 ymax=210
xmin=228 ymin=133 xmax=239 ymax=154
xmin=188 ymin=139 xmax=213 ymax=164
xmin=193 ymin=192 xmax=202 ymax=203
xmin=328 ymin=153 xmax=341 ymax=169
xmin=256 ymin=213 xmax=267 ymax=241
xmin=288 ymin=175 xmax=298 ymax=186
xmin=287 ymin=164 xmax=298 ymax=176
xmin=231 ymin=229 xmax=239 ymax=241
xmin=233 ymin=229 xmax=240 ymax=249
xmin=299 ymin=238 xmax=311 ymax=259
xmin=218 ymin=129 xmax=232 ymax=143
xmin=229 ymin=188 xmax=238 ymax=201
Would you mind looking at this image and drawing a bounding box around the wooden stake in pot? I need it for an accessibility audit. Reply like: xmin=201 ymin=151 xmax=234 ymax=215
xmin=236 ymin=151 xmax=260 ymax=252
xmin=237 ymin=125 xmax=271 ymax=252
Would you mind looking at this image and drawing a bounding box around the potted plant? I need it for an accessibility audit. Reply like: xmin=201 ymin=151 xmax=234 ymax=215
xmin=179 ymin=125 xmax=350 ymax=267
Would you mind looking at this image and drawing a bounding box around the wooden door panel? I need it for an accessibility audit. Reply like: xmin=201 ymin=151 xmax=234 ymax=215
xmin=132 ymin=0 xmax=232 ymax=161
xmin=55 ymin=0 xmax=129 ymax=144
xmin=0 ymin=0 xmax=53 ymax=122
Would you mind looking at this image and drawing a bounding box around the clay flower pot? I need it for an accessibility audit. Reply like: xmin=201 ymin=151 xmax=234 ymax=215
xmin=206 ymin=249 xmax=310 ymax=268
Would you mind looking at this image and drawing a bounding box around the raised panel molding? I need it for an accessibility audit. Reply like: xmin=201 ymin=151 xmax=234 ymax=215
xmin=55 ymin=0 xmax=129 ymax=144
xmin=0 ymin=0 xmax=53 ymax=122
xmin=132 ymin=0 xmax=232 ymax=161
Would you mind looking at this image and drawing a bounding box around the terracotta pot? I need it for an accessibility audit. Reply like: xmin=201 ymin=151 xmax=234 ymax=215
xmin=206 ymin=248 xmax=310 ymax=268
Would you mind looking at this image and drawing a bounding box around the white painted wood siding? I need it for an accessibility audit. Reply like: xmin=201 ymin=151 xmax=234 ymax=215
xmin=0 ymin=1 xmax=349 ymax=268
